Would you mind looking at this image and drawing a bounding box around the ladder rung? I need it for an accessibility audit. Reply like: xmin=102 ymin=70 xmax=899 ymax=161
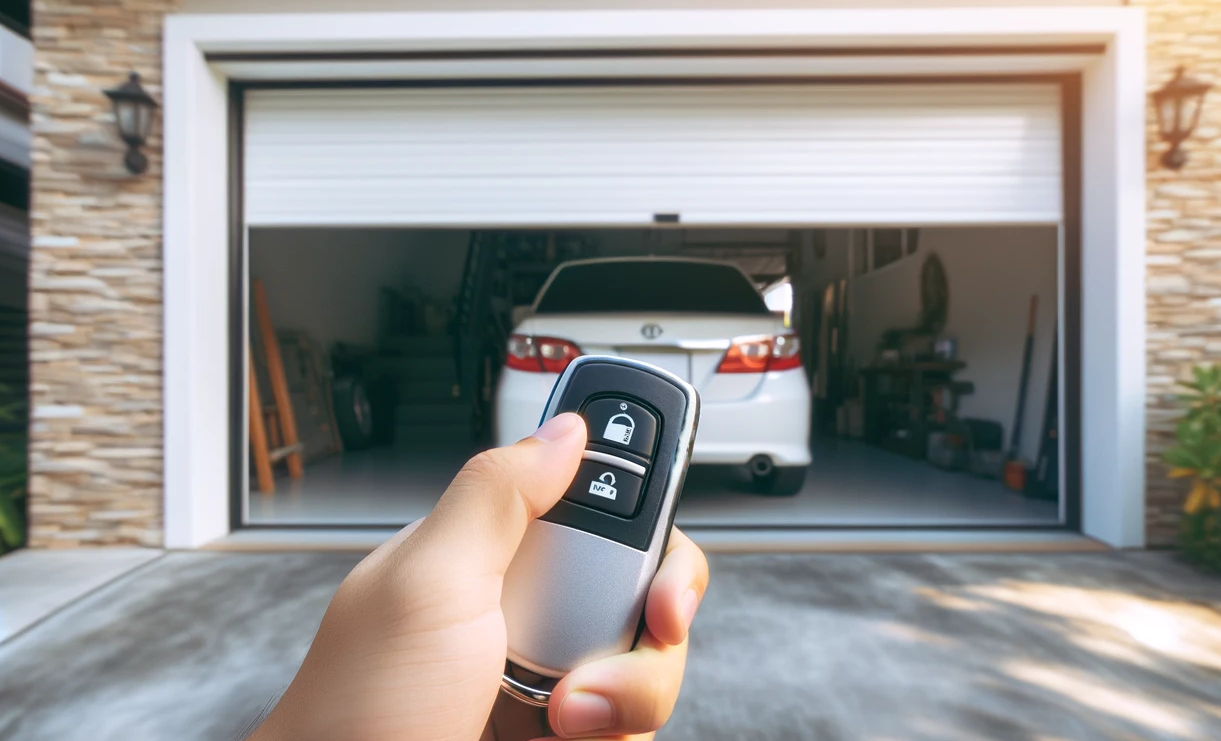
xmin=269 ymin=443 xmax=304 ymax=462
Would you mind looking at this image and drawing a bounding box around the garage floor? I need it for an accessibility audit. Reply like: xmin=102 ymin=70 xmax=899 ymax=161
xmin=248 ymin=436 xmax=1058 ymax=527
xmin=2 ymin=550 xmax=1218 ymax=741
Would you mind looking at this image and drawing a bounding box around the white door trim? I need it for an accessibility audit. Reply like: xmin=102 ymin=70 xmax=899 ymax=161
xmin=163 ymin=7 xmax=1146 ymax=548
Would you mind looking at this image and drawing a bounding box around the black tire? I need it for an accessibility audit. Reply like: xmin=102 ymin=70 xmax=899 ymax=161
xmin=333 ymin=376 xmax=374 ymax=451
xmin=753 ymin=465 xmax=807 ymax=497
xmin=367 ymin=378 xmax=397 ymax=446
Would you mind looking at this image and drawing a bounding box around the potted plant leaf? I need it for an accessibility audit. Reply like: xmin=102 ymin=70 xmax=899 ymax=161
xmin=1164 ymin=365 xmax=1221 ymax=571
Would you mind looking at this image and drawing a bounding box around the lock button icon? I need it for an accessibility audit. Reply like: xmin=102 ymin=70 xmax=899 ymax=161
xmin=588 ymin=472 xmax=618 ymax=500
xmin=603 ymin=413 xmax=635 ymax=445
xmin=581 ymin=398 xmax=658 ymax=459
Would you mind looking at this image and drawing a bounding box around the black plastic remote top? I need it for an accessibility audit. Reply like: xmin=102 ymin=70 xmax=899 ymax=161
xmin=538 ymin=357 xmax=699 ymax=551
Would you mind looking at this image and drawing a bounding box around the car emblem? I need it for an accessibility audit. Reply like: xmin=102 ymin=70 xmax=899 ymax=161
xmin=641 ymin=323 xmax=663 ymax=340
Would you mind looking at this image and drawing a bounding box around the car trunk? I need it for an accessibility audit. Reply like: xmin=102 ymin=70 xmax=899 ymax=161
xmin=516 ymin=312 xmax=786 ymax=394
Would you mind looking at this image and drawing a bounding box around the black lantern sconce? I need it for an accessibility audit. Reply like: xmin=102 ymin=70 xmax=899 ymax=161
xmin=103 ymin=72 xmax=158 ymax=174
xmin=1152 ymin=66 xmax=1212 ymax=171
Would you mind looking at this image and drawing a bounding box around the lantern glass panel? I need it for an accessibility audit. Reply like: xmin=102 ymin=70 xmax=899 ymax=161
xmin=1180 ymin=93 xmax=1204 ymax=136
xmin=1157 ymin=96 xmax=1178 ymax=138
xmin=115 ymin=100 xmax=139 ymax=141
xmin=135 ymin=102 xmax=154 ymax=140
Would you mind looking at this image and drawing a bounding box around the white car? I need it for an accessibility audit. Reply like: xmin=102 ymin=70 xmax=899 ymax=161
xmin=494 ymin=257 xmax=811 ymax=496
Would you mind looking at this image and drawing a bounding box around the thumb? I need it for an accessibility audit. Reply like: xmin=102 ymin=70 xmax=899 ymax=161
xmin=410 ymin=412 xmax=587 ymax=578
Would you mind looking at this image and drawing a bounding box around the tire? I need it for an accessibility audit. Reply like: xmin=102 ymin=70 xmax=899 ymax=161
xmin=367 ymin=378 xmax=397 ymax=446
xmin=753 ymin=465 xmax=807 ymax=497
xmin=333 ymin=376 xmax=374 ymax=451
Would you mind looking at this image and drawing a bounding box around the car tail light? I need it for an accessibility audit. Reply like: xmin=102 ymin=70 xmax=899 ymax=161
xmin=505 ymin=334 xmax=583 ymax=374
xmin=716 ymin=334 xmax=802 ymax=374
xmin=769 ymin=334 xmax=803 ymax=371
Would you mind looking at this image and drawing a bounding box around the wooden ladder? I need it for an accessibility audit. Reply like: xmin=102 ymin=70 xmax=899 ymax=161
xmin=249 ymin=279 xmax=304 ymax=495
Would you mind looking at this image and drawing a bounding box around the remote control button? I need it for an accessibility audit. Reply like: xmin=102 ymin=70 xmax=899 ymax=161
xmin=582 ymin=398 xmax=659 ymax=459
xmin=563 ymin=459 xmax=645 ymax=518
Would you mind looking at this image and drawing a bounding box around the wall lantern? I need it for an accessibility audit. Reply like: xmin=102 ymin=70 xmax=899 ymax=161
xmin=1152 ymin=66 xmax=1212 ymax=170
xmin=103 ymin=72 xmax=158 ymax=174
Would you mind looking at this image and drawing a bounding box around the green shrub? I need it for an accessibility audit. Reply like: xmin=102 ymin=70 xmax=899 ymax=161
xmin=0 ymin=381 xmax=26 ymax=552
xmin=1164 ymin=365 xmax=1221 ymax=571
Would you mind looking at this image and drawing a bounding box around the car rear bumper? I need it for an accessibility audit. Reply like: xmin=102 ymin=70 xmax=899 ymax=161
xmin=495 ymin=366 xmax=812 ymax=467
xmin=495 ymin=369 xmax=559 ymax=444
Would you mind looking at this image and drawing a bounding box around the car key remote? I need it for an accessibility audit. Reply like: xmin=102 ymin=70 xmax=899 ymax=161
xmin=500 ymin=355 xmax=700 ymax=706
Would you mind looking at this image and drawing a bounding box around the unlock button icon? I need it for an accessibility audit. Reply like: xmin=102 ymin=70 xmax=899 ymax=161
xmin=565 ymin=459 xmax=645 ymax=517
xmin=588 ymin=472 xmax=618 ymax=500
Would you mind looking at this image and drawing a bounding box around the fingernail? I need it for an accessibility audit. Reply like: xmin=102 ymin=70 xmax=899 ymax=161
xmin=681 ymin=588 xmax=700 ymax=629
xmin=557 ymin=691 xmax=614 ymax=736
xmin=533 ymin=413 xmax=582 ymax=443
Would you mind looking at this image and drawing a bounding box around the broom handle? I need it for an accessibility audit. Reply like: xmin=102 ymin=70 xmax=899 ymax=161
xmin=1009 ymin=295 xmax=1039 ymax=457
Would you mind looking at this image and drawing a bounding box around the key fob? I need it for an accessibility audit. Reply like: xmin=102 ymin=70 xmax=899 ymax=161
xmin=500 ymin=355 xmax=700 ymax=702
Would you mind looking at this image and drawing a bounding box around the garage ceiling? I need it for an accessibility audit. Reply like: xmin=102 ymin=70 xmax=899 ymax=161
xmin=244 ymin=82 xmax=1062 ymax=227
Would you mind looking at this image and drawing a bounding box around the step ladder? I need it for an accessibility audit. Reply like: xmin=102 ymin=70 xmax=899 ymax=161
xmin=249 ymin=279 xmax=304 ymax=494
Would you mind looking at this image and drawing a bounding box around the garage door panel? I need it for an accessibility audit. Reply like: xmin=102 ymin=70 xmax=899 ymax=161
xmin=250 ymin=145 xmax=1060 ymax=178
xmin=248 ymin=180 xmax=1060 ymax=227
xmin=245 ymin=83 xmax=1062 ymax=226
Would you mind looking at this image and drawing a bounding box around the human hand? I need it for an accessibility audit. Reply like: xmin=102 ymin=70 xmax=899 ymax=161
xmin=247 ymin=412 xmax=709 ymax=741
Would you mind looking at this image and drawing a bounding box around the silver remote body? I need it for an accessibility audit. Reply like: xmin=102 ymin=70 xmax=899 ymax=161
xmin=501 ymin=355 xmax=700 ymax=680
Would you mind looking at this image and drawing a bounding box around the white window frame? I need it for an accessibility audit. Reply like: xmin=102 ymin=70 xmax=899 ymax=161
xmin=851 ymin=228 xmax=920 ymax=277
xmin=163 ymin=8 xmax=1147 ymax=548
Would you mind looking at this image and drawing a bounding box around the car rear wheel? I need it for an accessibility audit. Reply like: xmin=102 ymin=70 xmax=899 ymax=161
xmin=333 ymin=376 xmax=374 ymax=451
xmin=753 ymin=465 xmax=807 ymax=497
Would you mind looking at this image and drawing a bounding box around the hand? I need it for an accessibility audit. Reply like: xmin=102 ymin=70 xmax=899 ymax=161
xmin=247 ymin=412 xmax=709 ymax=741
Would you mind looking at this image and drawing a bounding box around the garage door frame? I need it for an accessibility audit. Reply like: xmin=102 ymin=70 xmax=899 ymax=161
xmin=162 ymin=8 xmax=1146 ymax=549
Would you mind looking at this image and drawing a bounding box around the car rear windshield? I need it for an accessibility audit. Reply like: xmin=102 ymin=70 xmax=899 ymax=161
xmin=535 ymin=261 xmax=770 ymax=315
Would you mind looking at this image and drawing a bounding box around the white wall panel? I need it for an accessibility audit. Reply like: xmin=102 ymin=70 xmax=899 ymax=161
xmin=245 ymin=83 xmax=1062 ymax=227
xmin=0 ymin=109 xmax=29 ymax=168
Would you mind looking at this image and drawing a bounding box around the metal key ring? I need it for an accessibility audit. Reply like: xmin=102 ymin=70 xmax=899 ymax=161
xmin=500 ymin=664 xmax=556 ymax=708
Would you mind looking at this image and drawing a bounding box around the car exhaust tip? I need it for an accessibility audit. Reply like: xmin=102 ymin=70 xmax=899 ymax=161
xmin=748 ymin=454 xmax=774 ymax=479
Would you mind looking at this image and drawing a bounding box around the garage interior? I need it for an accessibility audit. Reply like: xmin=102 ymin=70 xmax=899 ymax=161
xmin=236 ymin=80 xmax=1070 ymax=531
xmin=244 ymin=225 xmax=1063 ymax=528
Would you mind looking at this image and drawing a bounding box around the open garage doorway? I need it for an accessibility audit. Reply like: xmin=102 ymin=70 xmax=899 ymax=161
xmin=241 ymin=226 xmax=1066 ymax=529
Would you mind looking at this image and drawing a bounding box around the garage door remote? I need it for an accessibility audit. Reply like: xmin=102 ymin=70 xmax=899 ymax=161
xmin=500 ymin=355 xmax=700 ymax=706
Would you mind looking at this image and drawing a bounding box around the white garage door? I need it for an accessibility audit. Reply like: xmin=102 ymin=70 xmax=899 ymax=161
xmin=245 ymin=83 xmax=1062 ymax=227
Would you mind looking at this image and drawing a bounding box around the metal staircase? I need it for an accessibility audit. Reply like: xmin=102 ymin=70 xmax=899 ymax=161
xmin=386 ymin=232 xmax=509 ymax=444
xmin=386 ymin=335 xmax=476 ymax=443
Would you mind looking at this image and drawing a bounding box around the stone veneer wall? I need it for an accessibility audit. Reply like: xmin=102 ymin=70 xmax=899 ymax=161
xmin=1138 ymin=0 xmax=1221 ymax=546
xmin=27 ymin=0 xmax=177 ymax=547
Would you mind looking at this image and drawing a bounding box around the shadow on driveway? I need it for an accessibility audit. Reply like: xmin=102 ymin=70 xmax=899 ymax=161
xmin=0 ymin=551 xmax=1219 ymax=741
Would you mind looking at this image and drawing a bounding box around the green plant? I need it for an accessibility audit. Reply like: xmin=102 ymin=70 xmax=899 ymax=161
xmin=0 ymin=432 xmax=26 ymax=550
xmin=0 ymin=381 xmax=26 ymax=553
xmin=1164 ymin=365 xmax=1221 ymax=571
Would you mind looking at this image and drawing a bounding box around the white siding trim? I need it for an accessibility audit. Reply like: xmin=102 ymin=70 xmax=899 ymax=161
xmin=163 ymin=24 xmax=232 ymax=549
xmin=1080 ymin=13 xmax=1147 ymax=548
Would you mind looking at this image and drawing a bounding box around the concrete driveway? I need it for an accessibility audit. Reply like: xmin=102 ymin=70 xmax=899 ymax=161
xmin=0 ymin=550 xmax=1219 ymax=741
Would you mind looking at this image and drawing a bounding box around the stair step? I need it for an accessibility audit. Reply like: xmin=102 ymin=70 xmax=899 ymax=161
xmin=398 ymin=402 xmax=471 ymax=424
xmin=381 ymin=335 xmax=454 ymax=357
xmin=376 ymin=356 xmax=459 ymax=382
xmin=395 ymin=422 xmax=472 ymax=442
xmin=398 ymin=380 xmax=462 ymax=403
